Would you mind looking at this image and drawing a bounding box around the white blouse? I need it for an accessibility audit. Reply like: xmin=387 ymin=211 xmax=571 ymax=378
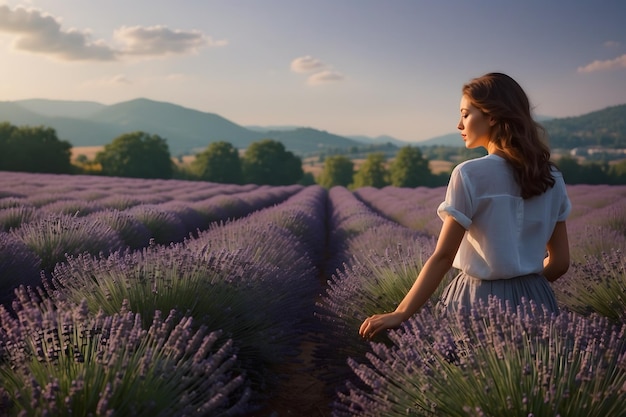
xmin=437 ymin=154 xmax=571 ymax=280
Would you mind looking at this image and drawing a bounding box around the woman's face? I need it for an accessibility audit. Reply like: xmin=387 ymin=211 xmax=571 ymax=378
xmin=457 ymin=95 xmax=493 ymax=150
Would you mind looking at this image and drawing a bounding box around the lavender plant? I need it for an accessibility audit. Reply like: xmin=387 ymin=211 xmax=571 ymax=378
xmin=354 ymin=186 xmax=446 ymax=237
xmin=0 ymin=233 xmax=41 ymax=306
xmin=157 ymin=201 xmax=209 ymax=234
xmin=48 ymin=241 xmax=315 ymax=397
xmin=335 ymin=297 xmax=626 ymax=417
xmin=577 ymin=200 xmax=626 ymax=232
xmin=98 ymin=194 xmax=142 ymax=210
xmin=325 ymin=186 xmax=394 ymax=275
xmin=0 ymin=191 xmax=24 ymax=199
xmin=252 ymin=185 xmax=328 ymax=263
xmin=67 ymin=190 xmax=110 ymax=201
xmin=26 ymin=193 xmax=75 ymax=208
xmin=113 ymin=192 xmax=173 ymax=205
xmin=192 ymin=215 xmax=317 ymax=272
xmin=0 ymin=197 xmax=29 ymax=209
xmin=128 ymin=205 xmax=188 ymax=245
xmin=40 ymin=199 xmax=105 ymax=216
xmin=553 ymin=249 xmax=626 ymax=322
xmin=603 ymin=200 xmax=626 ymax=235
xmin=567 ymin=225 xmax=626 ymax=262
xmin=191 ymin=218 xmax=323 ymax=334
xmin=176 ymin=188 xmax=226 ymax=203
xmin=10 ymin=214 xmax=124 ymax=272
xmin=189 ymin=199 xmax=231 ymax=224
xmin=88 ymin=209 xmax=153 ymax=249
xmin=0 ymin=206 xmax=38 ymax=232
xmin=0 ymin=292 xmax=251 ymax=416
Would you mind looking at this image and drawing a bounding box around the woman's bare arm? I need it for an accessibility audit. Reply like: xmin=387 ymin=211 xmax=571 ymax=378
xmin=543 ymin=221 xmax=570 ymax=282
xmin=359 ymin=216 xmax=465 ymax=339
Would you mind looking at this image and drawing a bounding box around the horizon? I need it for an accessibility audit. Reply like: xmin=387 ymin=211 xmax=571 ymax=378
xmin=9 ymin=96 xmax=624 ymax=144
xmin=1 ymin=1 xmax=625 ymax=142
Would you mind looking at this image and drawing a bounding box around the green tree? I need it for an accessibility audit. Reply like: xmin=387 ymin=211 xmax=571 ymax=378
xmin=299 ymin=172 xmax=316 ymax=185
xmin=241 ymin=139 xmax=303 ymax=185
xmin=352 ymin=152 xmax=389 ymax=189
xmin=317 ymin=155 xmax=354 ymax=188
xmin=0 ymin=123 xmax=72 ymax=173
xmin=0 ymin=123 xmax=16 ymax=169
xmin=191 ymin=141 xmax=242 ymax=184
xmin=389 ymin=146 xmax=433 ymax=187
xmin=609 ymin=159 xmax=626 ymax=184
xmin=555 ymin=155 xmax=610 ymax=184
xmin=96 ymin=131 xmax=173 ymax=179
xmin=555 ymin=156 xmax=583 ymax=184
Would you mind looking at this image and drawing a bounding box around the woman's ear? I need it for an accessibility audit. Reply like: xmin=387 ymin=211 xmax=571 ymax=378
xmin=489 ymin=116 xmax=497 ymax=127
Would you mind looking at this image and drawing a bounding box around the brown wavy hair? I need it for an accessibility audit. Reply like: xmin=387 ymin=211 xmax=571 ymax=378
xmin=462 ymin=72 xmax=556 ymax=199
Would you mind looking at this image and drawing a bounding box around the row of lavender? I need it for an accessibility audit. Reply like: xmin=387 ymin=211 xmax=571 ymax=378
xmin=1 ymin=172 xmax=328 ymax=416
xmin=1 ymin=170 xmax=625 ymax=415
xmin=320 ymin=184 xmax=626 ymax=416
xmin=0 ymin=171 xmax=303 ymax=304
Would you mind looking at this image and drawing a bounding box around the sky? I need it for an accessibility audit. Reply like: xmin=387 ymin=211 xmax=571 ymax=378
xmin=0 ymin=0 xmax=625 ymax=143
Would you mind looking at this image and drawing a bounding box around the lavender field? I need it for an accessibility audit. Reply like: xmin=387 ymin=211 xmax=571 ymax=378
xmin=0 ymin=171 xmax=625 ymax=416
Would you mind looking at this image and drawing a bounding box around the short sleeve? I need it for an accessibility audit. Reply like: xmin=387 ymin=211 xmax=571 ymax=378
xmin=437 ymin=166 xmax=473 ymax=230
xmin=556 ymin=178 xmax=571 ymax=222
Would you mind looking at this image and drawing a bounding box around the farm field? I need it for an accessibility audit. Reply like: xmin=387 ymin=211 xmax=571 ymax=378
xmin=71 ymin=146 xmax=105 ymax=162
xmin=1 ymin=171 xmax=625 ymax=416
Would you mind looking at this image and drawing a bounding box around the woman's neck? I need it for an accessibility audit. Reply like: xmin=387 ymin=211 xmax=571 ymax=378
xmin=487 ymin=142 xmax=506 ymax=158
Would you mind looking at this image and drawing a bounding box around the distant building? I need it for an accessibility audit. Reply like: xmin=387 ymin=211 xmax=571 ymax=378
xmin=570 ymin=147 xmax=626 ymax=159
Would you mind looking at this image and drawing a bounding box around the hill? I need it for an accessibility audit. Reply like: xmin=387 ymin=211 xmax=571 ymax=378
xmin=346 ymin=134 xmax=410 ymax=147
xmin=87 ymin=98 xmax=260 ymax=153
xmin=415 ymin=132 xmax=462 ymax=147
xmin=16 ymin=99 xmax=106 ymax=118
xmin=1 ymin=98 xmax=624 ymax=156
xmin=1 ymin=98 xmax=367 ymax=156
xmin=542 ymin=104 xmax=626 ymax=149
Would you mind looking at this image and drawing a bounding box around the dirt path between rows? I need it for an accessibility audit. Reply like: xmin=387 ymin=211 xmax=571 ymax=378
xmin=244 ymin=337 xmax=333 ymax=417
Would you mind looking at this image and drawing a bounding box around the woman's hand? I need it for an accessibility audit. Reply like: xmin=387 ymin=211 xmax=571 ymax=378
xmin=359 ymin=311 xmax=405 ymax=340
xmin=359 ymin=217 xmax=465 ymax=340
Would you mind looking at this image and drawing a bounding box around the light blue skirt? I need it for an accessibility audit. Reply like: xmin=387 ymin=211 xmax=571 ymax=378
xmin=439 ymin=272 xmax=559 ymax=315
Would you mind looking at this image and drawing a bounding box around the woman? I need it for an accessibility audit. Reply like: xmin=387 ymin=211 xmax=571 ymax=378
xmin=360 ymin=73 xmax=571 ymax=340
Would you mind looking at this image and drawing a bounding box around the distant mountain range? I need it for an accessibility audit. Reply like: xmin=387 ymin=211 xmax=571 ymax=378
xmin=1 ymin=98 xmax=624 ymax=155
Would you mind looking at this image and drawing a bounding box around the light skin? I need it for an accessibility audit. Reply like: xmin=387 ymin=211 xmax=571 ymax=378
xmin=358 ymin=95 xmax=570 ymax=340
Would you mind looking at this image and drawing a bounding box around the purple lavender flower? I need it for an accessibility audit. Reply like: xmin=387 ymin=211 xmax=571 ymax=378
xmin=334 ymin=297 xmax=626 ymax=417
xmin=88 ymin=209 xmax=152 ymax=249
xmin=40 ymin=200 xmax=105 ymax=217
xmin=0 ymin=206 xmax=38 ymax=232
xmin=127 ymin=205 xmax=187 ymax=245
xmin=10 ymin=214 xmax=124 ymax=272
xmin=553 ymin=249 xmax=626 ymax=322
xmin=0 ymin=294 xmax=251 ymax=416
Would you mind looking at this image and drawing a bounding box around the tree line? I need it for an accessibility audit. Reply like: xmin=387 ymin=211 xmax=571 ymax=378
xmin=2 ymin=122 xmax=626 ymax=187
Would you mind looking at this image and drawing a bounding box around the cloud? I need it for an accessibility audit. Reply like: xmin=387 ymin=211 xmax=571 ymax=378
xmin=114 ymin=25 xmax=224 ymax=56
xmin=307 ymin=70 xmax=345 ymax=85
xmin=0 ymin=5 xmax=116 ymax=60
xmin=291 ymin=55 xmax=345 ymax=85
xmin=604 ymin=40 xmax=620 ymax=48
xmin=84 ymin=74 xmax=133 ymax=86
xmin=0 ymin=5 xmax=223 ymax=62
xmin=106 ymin=74 xmax=132 ymax=85
xmin=577 ymin=54 xmax=626 ymax=73
xmin=290 ymin=55 xmax=326 ymax=73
